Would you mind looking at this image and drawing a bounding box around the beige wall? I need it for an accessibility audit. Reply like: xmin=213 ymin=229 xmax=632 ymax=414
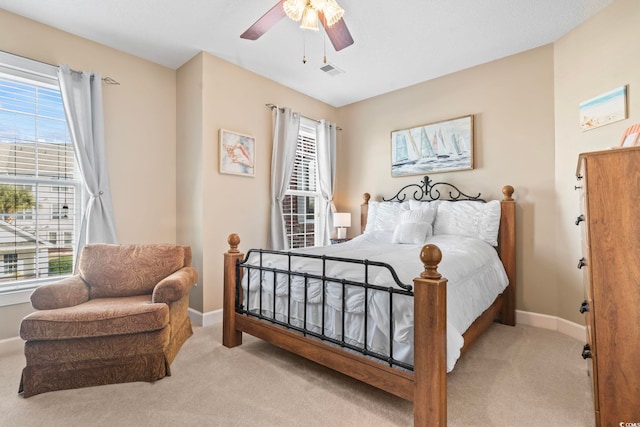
xmin=177 ymin=52 xmax=338 ymax=314
xmin=554 ymin=0 xmax=640 ymax=323
xmin=176 ymin=54 xmax=205 ymax=311
xmin=0 ymin=9 xmax=177 ymax=243
xmin=338 ymin=45 xmax=557 ymax=318
xmin=0 ymin=9 xmax=177 ymax=339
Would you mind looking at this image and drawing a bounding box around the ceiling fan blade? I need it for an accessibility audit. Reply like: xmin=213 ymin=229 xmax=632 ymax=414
xmin=241 ymin=0 xmax=287 ymax=40
xmin=319 ymin=13 xmax=354 ymax=51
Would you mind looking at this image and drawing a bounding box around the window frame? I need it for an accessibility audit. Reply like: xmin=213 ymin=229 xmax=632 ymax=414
xmin=0 ymin=51 xmax=81 ymax=306
xmin=283 ymin=118 xmax=321 ymax=249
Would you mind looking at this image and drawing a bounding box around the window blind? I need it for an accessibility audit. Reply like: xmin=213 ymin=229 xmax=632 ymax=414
xmin=0 ymin=68 xmax=78 ymax=292
xmin=289 ymin=125 xmax=317 ymax=193
xmin=283 ymin=121 xmax=319 ymax=249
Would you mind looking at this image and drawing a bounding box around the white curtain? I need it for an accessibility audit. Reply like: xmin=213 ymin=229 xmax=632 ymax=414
xmin=267 ymin=107 xmax=300 ymax=250
xmin=316 ymin=120 xmax=337 ymax=246
xmin=57 ymin=64 xmax=117 ymax=258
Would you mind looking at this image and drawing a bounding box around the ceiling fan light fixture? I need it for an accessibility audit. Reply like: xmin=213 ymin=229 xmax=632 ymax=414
xmin=323 ymin=0 xmax=344 ymax=27
xmin=309 ymin=0 xmax=327 ymax=10
xmin=283 ymin=0 xmax=306 ymax=21
xmin=300 ymin=5 xmax=319 ymax=31
xmin=240 ymin=0 xmax=353 ymax=52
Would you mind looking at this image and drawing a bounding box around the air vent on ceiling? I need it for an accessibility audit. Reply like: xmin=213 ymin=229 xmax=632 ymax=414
xmin=320 ymin=63 xmax=344 ymax=76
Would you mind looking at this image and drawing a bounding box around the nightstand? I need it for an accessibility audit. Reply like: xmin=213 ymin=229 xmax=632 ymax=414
xmin=330 ymin=238 xmax=350 ymax=245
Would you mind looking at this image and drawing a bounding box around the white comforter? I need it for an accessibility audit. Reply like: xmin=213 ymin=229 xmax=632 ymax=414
xmin=241 ymin=231 xmax=508 ymax=372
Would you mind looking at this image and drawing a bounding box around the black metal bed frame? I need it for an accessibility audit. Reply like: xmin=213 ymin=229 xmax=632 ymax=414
xmin=234 ymin=176 xmax=485 ymax=371
xmin=236 ymin=250 xmax=414 ymax=370
xmin=383 ymin=175 xmax=485 ymax=203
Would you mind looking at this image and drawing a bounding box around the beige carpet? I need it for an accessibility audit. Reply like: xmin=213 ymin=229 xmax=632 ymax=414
xmin=0 ymin=323 xmax=594 ymax=427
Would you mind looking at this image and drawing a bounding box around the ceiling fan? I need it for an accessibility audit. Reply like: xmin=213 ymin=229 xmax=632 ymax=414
xmin=241 ymin=0 xmax=354 ymax=52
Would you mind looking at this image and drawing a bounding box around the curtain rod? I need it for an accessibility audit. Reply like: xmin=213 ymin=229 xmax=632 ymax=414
xmin=1 ymin=50 xmax=120 ymax=85
xmin=266 ymin=103 xmax=342 ymax=131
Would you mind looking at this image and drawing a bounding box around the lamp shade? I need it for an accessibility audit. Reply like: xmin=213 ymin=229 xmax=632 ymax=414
xmin=334 ymin=212 xmax=351 ymax=228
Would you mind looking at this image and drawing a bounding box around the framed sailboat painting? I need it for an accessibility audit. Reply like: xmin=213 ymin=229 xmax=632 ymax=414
xmin=391 ymin=115 xmax=474 ymax=177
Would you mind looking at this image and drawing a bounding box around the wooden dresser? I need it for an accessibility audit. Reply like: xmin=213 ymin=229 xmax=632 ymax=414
xmin=576 ymin=147 xmax=640 ymax=426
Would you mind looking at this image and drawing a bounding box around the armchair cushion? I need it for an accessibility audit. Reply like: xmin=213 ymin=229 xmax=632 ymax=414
xmin=30 ymin=276 xmax=90 ymax=310
xmin=20 ymin=295 xmax=169 ymax=341
xmin=79 ymin=244 xmax=185 ymax=299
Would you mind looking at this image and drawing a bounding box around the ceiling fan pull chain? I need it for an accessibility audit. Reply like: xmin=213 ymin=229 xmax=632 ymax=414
xmin=323 ymin=28 xmax=327 ymax=64
xmin=302 ymin=31 xmax=307 ymax=64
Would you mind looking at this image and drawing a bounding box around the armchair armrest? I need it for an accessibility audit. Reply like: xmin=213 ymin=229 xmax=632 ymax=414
xmin=30 ymin=275 xmax=90 ymax=310
xmin=152 ymin=267 xmax=198 ymax=304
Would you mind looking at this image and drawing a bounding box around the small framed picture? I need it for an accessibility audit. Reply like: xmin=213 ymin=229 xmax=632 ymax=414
xmin=579 ymin=86 xmax=628 ymax=132
xmin=618 ymin=124 xmax=640 ymax=148
xmin=219 ymin=129 xmax=255 ymax=177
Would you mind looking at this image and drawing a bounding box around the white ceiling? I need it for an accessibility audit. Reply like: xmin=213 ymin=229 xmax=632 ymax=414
xmin=0 ymin=0 xmax=614 ymax=107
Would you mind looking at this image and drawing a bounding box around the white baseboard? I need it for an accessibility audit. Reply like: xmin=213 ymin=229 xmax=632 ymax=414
xmin=0 ymin=336 xmax=24 ymax=357
xmin=0 ymin=309 xmax=586 ymax=355
xmin=187 ymin=308 xmax=588 ymax=341
xmin=516 ymin=310 xmax=586 ymax=342
xmin=188 ymin=308 xmax=222 ymax=327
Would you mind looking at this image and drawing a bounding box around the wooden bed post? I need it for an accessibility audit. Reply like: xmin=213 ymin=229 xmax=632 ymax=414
xmin=413 ymin=244 xmax=447 ymax=427
xmin=360 ymin=193 xmax=370 ymax=234
xmin=223 ymin=233 xmax=243 ymax=348
xmin=499 ymin=185 xmax=516 ymax=326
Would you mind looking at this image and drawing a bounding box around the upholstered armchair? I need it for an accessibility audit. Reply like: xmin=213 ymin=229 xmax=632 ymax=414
xmin=19 ymin=244 xmax=198 ymax=398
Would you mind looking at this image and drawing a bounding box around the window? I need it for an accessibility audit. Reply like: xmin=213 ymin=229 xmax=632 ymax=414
xmin=283 ymin=118 xmax=320 ymax=249
xmin=3 ymin=253 xmax=17 ymax=274
xmin=0 ymin=52 xmax=79 ymax=293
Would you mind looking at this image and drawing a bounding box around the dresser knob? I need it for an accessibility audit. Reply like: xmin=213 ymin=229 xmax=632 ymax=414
xmin=582 ymin=344 xmax=592 ymax=359
xmin=576 ymin=174 xmax=583 ymax=180
xmin=574 ymin=185 xmax=583 ymax=190
xmin=577 ymin=257 xmax=586 ymax=269
xmin=575 ymin=215 xmax=585 ymax=225
xmin=579 ymin=300 xmax=589 ymax=313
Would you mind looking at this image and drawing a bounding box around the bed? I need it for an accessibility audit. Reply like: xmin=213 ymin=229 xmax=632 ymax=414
xmin=222 ymin=176 xmax=516 ymax=426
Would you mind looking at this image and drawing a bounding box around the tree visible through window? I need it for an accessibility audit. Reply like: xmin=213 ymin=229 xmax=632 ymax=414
xmin=283 ymin=119 xmax=320 ymax=249
xmin=0 ymin=55 xmax=78 ymax=291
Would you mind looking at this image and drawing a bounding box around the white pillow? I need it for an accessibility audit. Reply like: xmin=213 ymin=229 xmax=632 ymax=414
xmin=391 ymin=207 xmax=436 ymax=245
xmin=364 ymin=201 xmax=408 ymax=233
xmin=392 ymin=222 xmax=431 ymax=245
xmin=408 ymin=199 xmax=440 ymax=211
xmin=400 ymin=207 xmax=436 ymax=226
xmin=432 ymin=200 xmax=501 ymax=246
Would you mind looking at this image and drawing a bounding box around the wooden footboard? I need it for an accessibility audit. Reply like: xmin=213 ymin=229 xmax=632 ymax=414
xmin=223 ymin=237 xmax=449 ymax=426
xmin=223 ymin=180 xmax=516 ymax=427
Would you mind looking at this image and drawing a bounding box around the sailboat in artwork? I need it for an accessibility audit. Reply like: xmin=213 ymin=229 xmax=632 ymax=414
xmin=450 ymin=133 xmax=462 ymax=156
xmin=451 ymin=133 xmax=470 ymax=156
xmin=456 ymin=133 xmax=469 ymax=154
xmin=392 ymin=132 xmax=419 ymax=166
xmin=436 ymin=129 xmax=451 ymax=158
xmin=420 ymin=127 xmax=436 ymax=158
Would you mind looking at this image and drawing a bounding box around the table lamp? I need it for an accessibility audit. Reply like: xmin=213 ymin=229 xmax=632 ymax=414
xmin=334 ymin=212 xmax=351 ymax=239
